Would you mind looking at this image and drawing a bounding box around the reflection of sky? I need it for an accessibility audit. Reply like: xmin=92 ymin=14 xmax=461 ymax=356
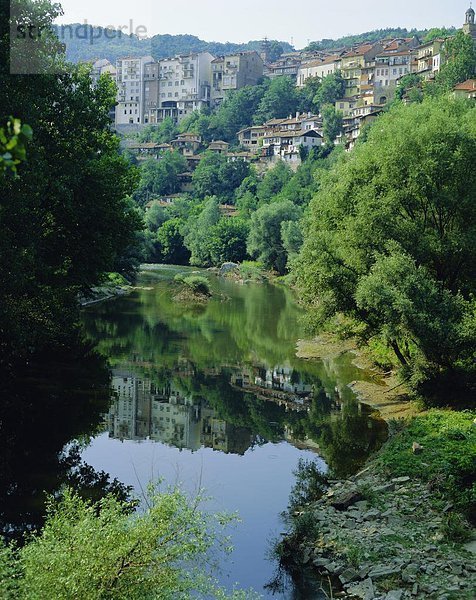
xmin=81 ymin=268 xmax=383 ymax=598
xmin=82 ymin=435 xmax=324 ymax=598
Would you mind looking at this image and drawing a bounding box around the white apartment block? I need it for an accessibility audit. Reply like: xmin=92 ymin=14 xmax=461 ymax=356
xmin=116 ymin=56 xmax=155 ymax=126
xmin=297 ymin=56 xmax=340 ymax=87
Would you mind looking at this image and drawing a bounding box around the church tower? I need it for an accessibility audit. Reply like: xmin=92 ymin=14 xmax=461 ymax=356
xmin=463 ymin=4 xmax=476 ymax=40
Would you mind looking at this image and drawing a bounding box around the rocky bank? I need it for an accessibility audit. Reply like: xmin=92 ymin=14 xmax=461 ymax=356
xmin=282 ymin=452 xmax=476 ymax=599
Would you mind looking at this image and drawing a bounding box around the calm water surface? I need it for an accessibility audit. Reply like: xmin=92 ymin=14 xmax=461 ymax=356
xmin=0 ymin=266 xmax=387 ymax=599
xmin=80 ymin=266 xmax=386 ymax=598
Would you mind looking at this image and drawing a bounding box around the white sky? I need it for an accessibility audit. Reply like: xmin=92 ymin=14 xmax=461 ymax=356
xmin=55 ymin=1 xmax=468 ymax=49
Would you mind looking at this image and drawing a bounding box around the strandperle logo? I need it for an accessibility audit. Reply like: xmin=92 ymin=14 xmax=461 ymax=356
xmin=10 ymin=4 xmax=150 ymax=75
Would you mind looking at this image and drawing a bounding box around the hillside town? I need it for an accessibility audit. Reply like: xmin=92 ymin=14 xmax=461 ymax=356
xmin=90 ymin=5 xmax=476 ymax=165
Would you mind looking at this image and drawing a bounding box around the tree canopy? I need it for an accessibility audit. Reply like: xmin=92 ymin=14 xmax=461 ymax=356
xmin=295 ymin=97 xmax=476 ymax=396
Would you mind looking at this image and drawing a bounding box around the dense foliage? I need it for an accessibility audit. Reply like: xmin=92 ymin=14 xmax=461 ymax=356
xmin=0 ymin=488 xmax=253 ymax=599
xmin=295 ymin=97 xmax=476 ymax=397
xmin=1 ymin=0 xmax=142 ymax=353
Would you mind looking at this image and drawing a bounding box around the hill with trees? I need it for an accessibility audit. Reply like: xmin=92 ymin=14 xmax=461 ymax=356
xmin=53 ymin=25 xmax=293 ymax=63
xmin=304 ymin=26 xmax=457 ymax=51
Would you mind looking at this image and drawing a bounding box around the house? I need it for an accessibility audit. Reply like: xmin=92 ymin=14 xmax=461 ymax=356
xmin=265 ymin=53 xmax=302 ymax=81
xmin=155 ymin=52 xmax=214 ymax=123
xmin=125 ymin=142 xmax=162 ymax=160
xmin=116 ymin=56 xmax=155 ymax=127
xmin=237 ymin=125 xmax=267 ymax=148
xmin=334 ymin=97 xmax=359 ymax=116
xmin=263 ymin=129 xmax=323 ymax=158
xmin=453 ymin=79 xmax=476 ymax=100
xmin=170 ymin=133 xmax=202 ymax=156
xmin=340 ymin=43 xmax=383 ymax=97
xmin=208 ymin=140 xmax=230 ymax=154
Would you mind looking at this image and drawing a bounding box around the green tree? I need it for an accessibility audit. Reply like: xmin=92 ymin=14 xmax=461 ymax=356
xmin=295 ymin=97 xmax=476 ymax=394
xmin=436 ymin=31 xmax=476 ymax=91
xmin=156 ymin=218 xmax=191 ymax=265
xmin=210 ymin=85 xmax=268 ymax=142
xmin=192 ymin=152 xmax=227 ymax=199
xmin=247 ymin=200 xmax=302 ymax=274
xmin=192 ymin=153 xmax=249 ymax=200
xmin=209 ymin=218 xmax=250 ymax=264
xmin=0 ymin=488 xmax=252 ymax=599
xmin=184 ymin=197 xmax=221 ymax=266
xmin=313 ymin=71 xmax=346 ymax=111
xmin=281 ymin=220 xmax=304 ymax=267
xmin=253 ymin=77 xmax=300 ymax=124
xmin=1 ymin=0 xmax=142 ymax=351
xmin=0 ymin=118 xmax=32 ymax=175
xmin=135 ymin=152 xmax=187 ymax=204
xmin=299 ymin=77 xmax=321 ymax=113
xmin=138 ymin=117 xmax=178 ymax=144
xmin=424 ymin=27 xmax=456 ymax=42
xmin=256 ymin=161 xmax=293 ymax=204
xmin=394 ymin=73 xmax=423 ymax=102
xmin=145 ymin=201 xmax=168 ymax=233
xmin=321 ymin=105 xmax=343 ymax=144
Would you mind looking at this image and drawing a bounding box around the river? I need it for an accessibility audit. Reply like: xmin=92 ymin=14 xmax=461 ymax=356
xmin=0 ymin=265 xmax=387 ymax=598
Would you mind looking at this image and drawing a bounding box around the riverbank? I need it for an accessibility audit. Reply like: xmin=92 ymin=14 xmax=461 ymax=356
xmin=297 ymin=335 xmax=419 ymax=421
xmin=284 ymin=337 xmax=476 ymax=599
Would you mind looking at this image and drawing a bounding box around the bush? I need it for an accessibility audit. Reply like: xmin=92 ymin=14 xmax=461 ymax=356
xmin=0 ymin=488 xmax=254 ymax=599
xmin=175 ymin=274 xmax=211 ymax=296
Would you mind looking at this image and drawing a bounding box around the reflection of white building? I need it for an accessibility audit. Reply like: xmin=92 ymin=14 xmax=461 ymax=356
xmin=150 ymin=394 xmax=201 ymax=451
xmin=109 ymin=374 xmax=201 ymax=449
xmin=255 ymin=366 xmax=313 ymax=395
xmin=107 ymin=372 xmax=250 ymax=453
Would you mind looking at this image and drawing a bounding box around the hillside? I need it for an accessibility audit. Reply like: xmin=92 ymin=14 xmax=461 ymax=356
xmin=305 ymin=26 xmax=457 ymax=51
xmin=53 ymin=25 xmax=294 ymax=63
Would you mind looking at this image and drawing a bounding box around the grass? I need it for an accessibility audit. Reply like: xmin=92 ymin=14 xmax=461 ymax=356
xmin=377 ymin=409 xmax=476 ymax=520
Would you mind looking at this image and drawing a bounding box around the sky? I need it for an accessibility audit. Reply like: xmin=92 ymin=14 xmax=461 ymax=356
xmin=55 ymin=1 xmax=469 ymax=49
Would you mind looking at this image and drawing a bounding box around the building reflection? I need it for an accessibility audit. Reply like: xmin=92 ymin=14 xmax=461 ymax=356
xmin=107 ymin=371 xmax=253 ymax=454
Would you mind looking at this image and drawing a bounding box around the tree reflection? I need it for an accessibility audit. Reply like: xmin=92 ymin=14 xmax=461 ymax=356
xmin=0 ymin=339 xmax=131 ymax=542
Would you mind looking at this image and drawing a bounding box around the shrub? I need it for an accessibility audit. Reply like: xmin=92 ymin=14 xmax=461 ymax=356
xmin=175 ymin=274 xmax=211 ymax=296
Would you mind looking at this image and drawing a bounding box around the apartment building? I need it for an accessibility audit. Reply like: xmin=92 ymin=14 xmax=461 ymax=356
xmin=116 ymin=55 xmax=155 ymax=126
xmin=211 ymin=51 xmax=264 ymax=105
xmin=416 ymin=38 xmax=446 ymax=80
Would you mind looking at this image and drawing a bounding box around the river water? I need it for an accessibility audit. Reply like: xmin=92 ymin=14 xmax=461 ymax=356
xmin=0 ymin=265 xmax=387 ymax=598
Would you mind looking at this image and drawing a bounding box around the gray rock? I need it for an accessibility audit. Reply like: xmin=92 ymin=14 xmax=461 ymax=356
xmin=368 ymin=565 xmax=401 ymax=579
xmin=347 ymin=578 xmax=375 ymax=600
xmin=402 ymin=563 xmax=419 ymax=583
xmin=331 ymin=489 xmax=363 ymax=510
xmin=313 ymin=557 xmax=331 ymax=568
xmin=363 ymin=509 xmax=382 ymax=520
xmin=464 ymin=540 xmax=476 ymax=555
xmin=219 ymin=262 xmax=239 ymax=275
xmin=374 ymin=483 xmax=395 ymax=493
xmin=339 ymin=567 xmax=360 ymax=585
xmin=385 ymin=591 xmax=404 ymax=600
